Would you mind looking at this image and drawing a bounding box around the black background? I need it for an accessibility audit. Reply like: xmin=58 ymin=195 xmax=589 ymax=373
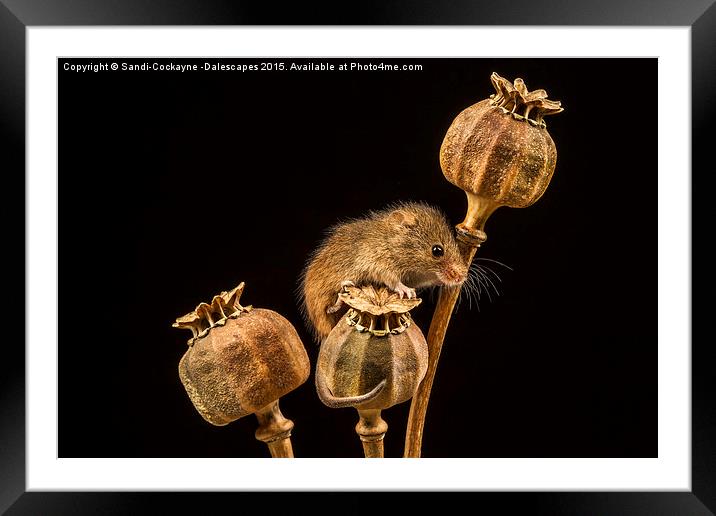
xmin=58 ymin=57 xmax=656 ymax=459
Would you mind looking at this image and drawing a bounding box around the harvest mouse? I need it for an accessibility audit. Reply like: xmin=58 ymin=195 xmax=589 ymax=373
xmin=299 ymin=202 xmax=468 ymax=342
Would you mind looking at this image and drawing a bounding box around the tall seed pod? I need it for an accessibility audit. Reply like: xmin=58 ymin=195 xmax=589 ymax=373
xmin=173 ymin=282 xmax=310 ymax=458
xmin=316 ymin=285 xmax=428 ymax=458
xmin=404 ymin=73 xmax=563 ymax=457
xmin=440 ymin=72 xmax=563 ymax=239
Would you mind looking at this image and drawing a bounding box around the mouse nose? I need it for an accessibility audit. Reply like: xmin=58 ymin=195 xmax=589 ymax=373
xmin=443 ymin=266 xmax=467 ymax=285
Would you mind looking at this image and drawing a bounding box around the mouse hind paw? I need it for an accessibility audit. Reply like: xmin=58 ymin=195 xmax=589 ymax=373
xmin=326 ymin=298 xmax=344 ymax=314
xmin=327 ymin=280 xmax=357 ymax=314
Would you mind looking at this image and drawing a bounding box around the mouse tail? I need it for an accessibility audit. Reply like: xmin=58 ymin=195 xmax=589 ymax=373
xmin=315 ymin=373 xmax=387 ymax=409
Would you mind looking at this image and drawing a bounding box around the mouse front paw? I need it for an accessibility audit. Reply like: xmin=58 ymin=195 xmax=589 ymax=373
xmin=393 ymin=281 xmax=416 ymax=300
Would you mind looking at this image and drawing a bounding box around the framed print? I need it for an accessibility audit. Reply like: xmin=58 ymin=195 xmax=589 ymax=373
xmin=2 ymin=1 xmax=708 ymax=514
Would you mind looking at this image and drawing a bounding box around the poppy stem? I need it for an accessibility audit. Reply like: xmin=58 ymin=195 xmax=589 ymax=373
xmin=254 ymin=399 xmax=295 ymax=458
xmin=404 ymin=192 xmax=490 ymax=458
xmin=356 ymin=409 xmax=388 ymax=458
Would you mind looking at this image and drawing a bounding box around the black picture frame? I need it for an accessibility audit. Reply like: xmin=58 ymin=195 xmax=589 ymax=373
xmin=2 ymin=1 xmax=708 ymax=514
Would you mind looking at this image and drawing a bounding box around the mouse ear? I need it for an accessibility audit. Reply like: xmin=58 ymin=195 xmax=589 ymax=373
xmin=388 ymin=209 xmax=418 ymax=228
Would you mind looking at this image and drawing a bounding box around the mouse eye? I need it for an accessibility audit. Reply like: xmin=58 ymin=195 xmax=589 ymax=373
xmin=431 ymin=244 xmax=444 ymax=258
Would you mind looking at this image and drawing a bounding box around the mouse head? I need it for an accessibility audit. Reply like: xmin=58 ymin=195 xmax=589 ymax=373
xmin=385 ymin=203 xmax=468 ymax=288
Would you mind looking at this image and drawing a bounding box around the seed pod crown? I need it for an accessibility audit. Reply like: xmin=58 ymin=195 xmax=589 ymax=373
xmin=488 ymin=72 xmax=563 ymax=128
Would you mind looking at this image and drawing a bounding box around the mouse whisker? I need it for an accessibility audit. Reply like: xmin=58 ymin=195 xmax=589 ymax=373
xmin=475 ymin=257 xmax=514 ymax=271
xmin=470 ymin=261 xmax=508 ymax=299
xmin=448 ymin=258 xmax=511 ymax=316
xmin=482 ymin=268 xmax=502 ymax=298
xmin=467 ymin=270 xmax=483 ymax=303
xmin=473 ymin=267 xmax=493 ymax=303
xmin=451 ymin=285 xmax=463 ymax=314
xmin=463 ymin=278 xmax=475 ymax=311
xmin=476 ymin=266 xmax=501 ymax=298
xmin=470 ymin=267 xmax=488 ymax=300
xmin=470 ymin=279 xmax=483 ymax=312
xmin=470 ymin=274 xmax=484 ymax=302
xmin=475 ymin=263 xmax=504 ymax=283
xmin=459 ymin=267 xmax=483 ymax=312
xmin=458 ymin=285 xmax=468 ymax=311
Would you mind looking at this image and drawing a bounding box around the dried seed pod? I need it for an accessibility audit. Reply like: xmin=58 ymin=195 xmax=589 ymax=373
xmin=315 ymin=285 xmax=428 ymax=457
xmin=173 ymin=282 xmax=310 ymax=458
xmin=404 ymin=73 xmax=563 ymax=458
xmin=440 ymin=72 xmax=564 ymax=236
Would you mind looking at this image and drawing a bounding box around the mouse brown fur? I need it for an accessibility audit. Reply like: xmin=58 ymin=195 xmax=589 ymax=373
xmin=300 ymin=202 xmax=468 ymax=342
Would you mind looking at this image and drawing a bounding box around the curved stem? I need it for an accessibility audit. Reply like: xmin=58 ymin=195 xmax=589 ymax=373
xmin=403 ymin=192 xmax=490 ymax=458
